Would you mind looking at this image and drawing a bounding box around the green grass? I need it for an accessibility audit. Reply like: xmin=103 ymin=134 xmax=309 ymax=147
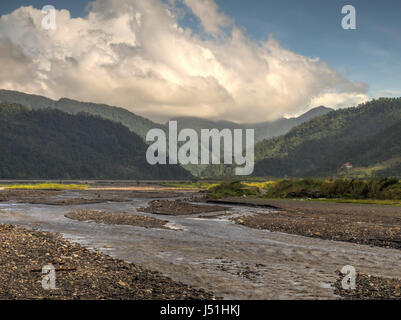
xmin=207 ymin=178 xmax=401 ymax=201
xmin=164 ymin=179 xmax=401 ymax=204
xmin=262 ymin=178 xmax=401 ymax=200
xmin=207 ymin=181 xmax=260 ymax=199
xmin=310 ymin=198 xmax=401 ymax=206
xmin=4 ymin=183 xmax=89 ymax=190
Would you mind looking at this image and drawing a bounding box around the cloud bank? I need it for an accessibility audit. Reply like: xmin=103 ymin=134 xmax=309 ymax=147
xmin=0 ymin=0 xmax=369 ymax=123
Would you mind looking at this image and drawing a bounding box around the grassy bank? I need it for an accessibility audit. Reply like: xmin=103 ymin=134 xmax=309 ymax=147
xmin=309 ymin=198 xmax=401 ymax=206
xmin=207 ymin=181 xmax=260 ymax=199
xmin=263 ymin=178 xmax=401 ymax=200
xmin=206 ymin=178 xmax=401 ymax=202
xmin=4 ymin=183 xmax=88 ymax=190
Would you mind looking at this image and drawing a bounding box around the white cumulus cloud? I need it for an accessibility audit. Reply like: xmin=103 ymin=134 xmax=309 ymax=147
xmin=0 ymin=0 xmax=369 ymax=123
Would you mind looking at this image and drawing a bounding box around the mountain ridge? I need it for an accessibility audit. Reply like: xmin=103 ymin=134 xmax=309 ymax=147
xmin=169 ymin=106 xmax=333 ymax=143
xmin=0 ymin=89 xmax=161 ymax=140
xmin=0 ymin=89 xmax=333 ymax=143
xmin=0 ymin=89 xmax=334 ymax=177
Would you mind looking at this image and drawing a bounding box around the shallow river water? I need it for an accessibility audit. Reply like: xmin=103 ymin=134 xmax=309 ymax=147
xmin=1 ymin=190 xmax=401 ymax=299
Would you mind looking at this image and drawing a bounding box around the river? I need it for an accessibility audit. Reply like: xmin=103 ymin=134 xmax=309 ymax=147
xmin=1 ymin=189 xmax=401 ymax=299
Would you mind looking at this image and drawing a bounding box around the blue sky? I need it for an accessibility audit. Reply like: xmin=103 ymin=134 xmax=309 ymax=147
xmin=1 ymin=0 xmax=400 ymax=98
xmin=216 ymin=0 xmax=401 ymax=98
xmin=0 ymin=0 xmax=400 ymax=122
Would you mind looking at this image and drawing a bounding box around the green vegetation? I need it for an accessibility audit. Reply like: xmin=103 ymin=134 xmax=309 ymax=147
xmin=0 ymin=90 xmax=331 ymax=153
xmin=253 ymin=98 xmax=401 ymax=178
xmin=310 ymin=199 xmax=401 ymax=206
xmin=0 ymin=103 xmax=192 ymax=180
xmin=0 ymin=89 xmax=161 ymax=139
xmin=5 ymin=183 xmax=88 ymax=190
xmin=0 ymin=90 xmax=335 ymax=178
xmin=263 ymin=178 xmax=401 ymax=200
xmin=207 ymin=178 xmax=401 ymax=202
xmin=2 ymin=91 xmax=400 ymax=181
xmin=207 ymin=181 xmax=259 ymax=199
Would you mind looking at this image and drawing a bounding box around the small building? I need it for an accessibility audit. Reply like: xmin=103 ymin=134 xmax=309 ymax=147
xmin=343 ymin=162 xmax=353 ymax=170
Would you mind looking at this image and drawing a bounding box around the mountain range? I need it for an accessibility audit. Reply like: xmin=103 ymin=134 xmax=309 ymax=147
xmin=170 ymin=106 xmax=333 ymax=143
xmin=1 ymin=89 xmax=399 ymax=179
xmin=0 ymin=89 xmax=333 ymax=177
xmin=0 ymin=89 xmax=332 ymax=143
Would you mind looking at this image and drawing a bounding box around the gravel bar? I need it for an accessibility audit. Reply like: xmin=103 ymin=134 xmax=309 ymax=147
xmin=0 ymin=224 xmax=216 ymax=300
xmin=65 ymin=209 xmax=169 ymax=229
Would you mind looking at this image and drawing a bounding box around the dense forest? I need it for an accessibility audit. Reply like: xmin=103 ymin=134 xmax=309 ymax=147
xmin=253 ymin=98 xmax=401 ymax=178
xmin=0 ymin=90 xmax=160 ymax=139
xmin=0 ymin=103 xmax=192 ymax=179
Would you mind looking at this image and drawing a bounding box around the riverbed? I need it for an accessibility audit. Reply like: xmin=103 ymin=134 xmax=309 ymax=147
xmin=1 ymin=188 xmax=401 ymax=299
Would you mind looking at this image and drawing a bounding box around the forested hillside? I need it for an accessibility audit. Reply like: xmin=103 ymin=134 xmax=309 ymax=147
xmin=0 ymin=90 xmax=161 ymax=139
xmin=0 ymin=103 xmax=191 ymax=180
xmin=6 ymin=90 xmax=399 ymax=179
xmin=253 ymin=98 xmax=401 ymax=178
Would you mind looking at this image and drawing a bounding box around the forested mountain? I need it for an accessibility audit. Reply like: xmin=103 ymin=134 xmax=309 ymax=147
xmin=253 ymin=98 xmax=401 ymax=178
xmin=0 ymin=103 xmax=191 ymax=179
xmin=171 ymin=106 xmax=332 ymax=177
xmin=0 ymin=89 xmax=333 ymax=177
xmin=1 ymin=90 xmax=399 ymax=179
xmin=0 ymin=90 xmax=160 ymax=139
xmin=0 ymin=90 xmax=332 ymax=144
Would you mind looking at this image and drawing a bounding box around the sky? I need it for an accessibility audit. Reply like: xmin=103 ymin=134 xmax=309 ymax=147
xmin=0 ymin=0 xmax=400 ymax=123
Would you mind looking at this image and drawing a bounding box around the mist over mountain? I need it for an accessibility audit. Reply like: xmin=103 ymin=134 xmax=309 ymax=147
xmin=170 ymin=106 xmax=333 ymax=143
xmin=171 ymin=106 xmax=332 ymax=177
